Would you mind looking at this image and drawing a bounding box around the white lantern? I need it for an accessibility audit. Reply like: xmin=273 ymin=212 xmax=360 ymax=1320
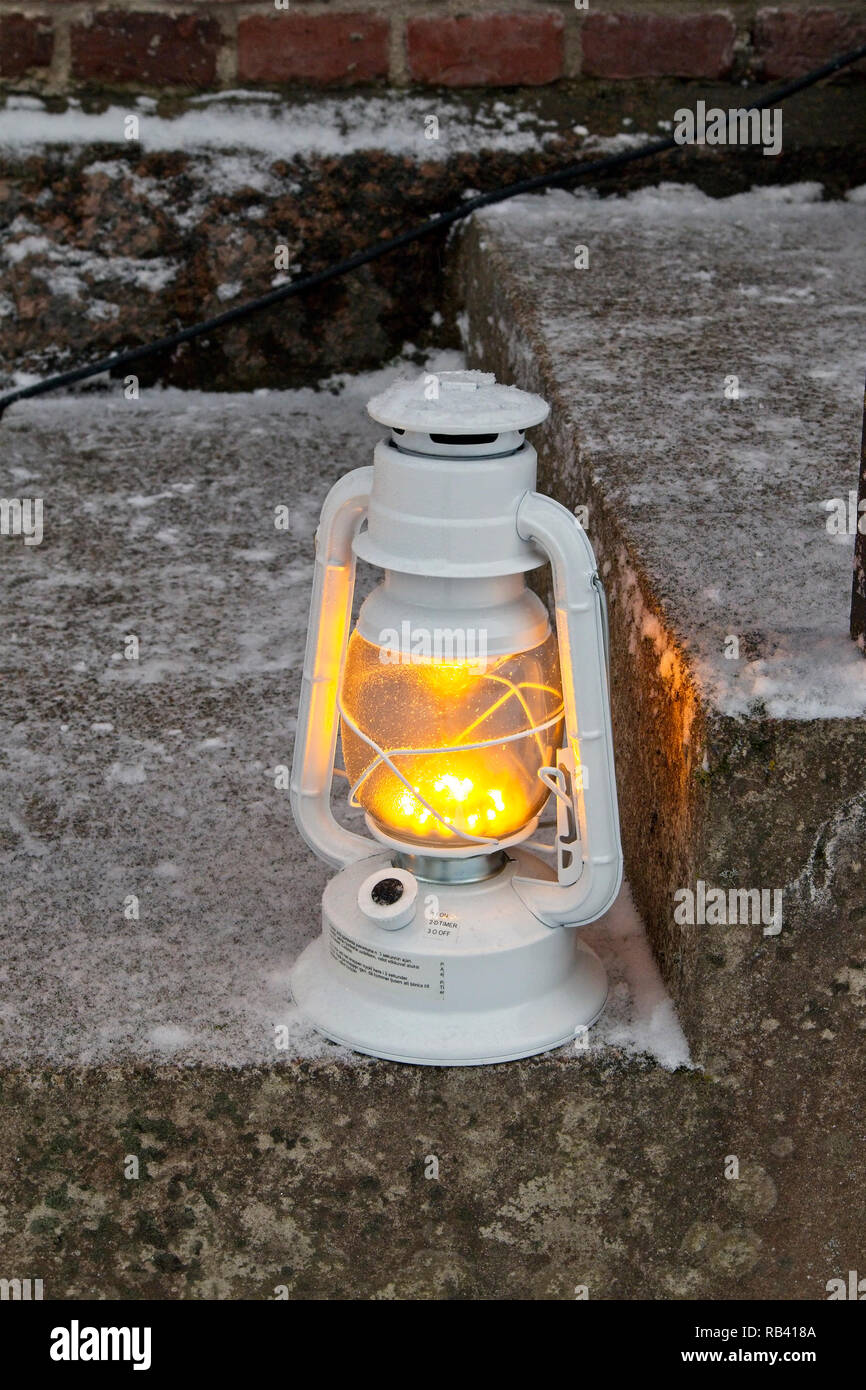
xmin=290 ymin=371 xmax=622 ymax=1065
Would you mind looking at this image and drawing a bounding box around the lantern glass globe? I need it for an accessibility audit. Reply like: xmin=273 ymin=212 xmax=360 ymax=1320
xmin=340 ymin=628 xmax=565 ymax=850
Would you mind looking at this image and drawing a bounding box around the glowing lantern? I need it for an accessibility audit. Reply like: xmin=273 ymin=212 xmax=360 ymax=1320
xmin=290 ymin=371 xmax=622 ymax=1065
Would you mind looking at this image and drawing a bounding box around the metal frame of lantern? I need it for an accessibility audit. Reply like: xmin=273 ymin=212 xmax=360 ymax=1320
xmin=289 ymin=371 xmax=623 ymax=1066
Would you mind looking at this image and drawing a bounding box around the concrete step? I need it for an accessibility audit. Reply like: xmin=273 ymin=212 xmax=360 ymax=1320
xmin=0 ymin=374 xmax=682 ymax=1072
xmin=2 ymin=159 xmax=864 ymax=1298
xmin=3 ymin=83 xmax=866 ymax=391
xmin=0 ymin=375 xmax=714 ymax=1301
xmin=458 ymin=182 xmax=866 ymax=1072
xmin=0 ymin=354 xmax=860 ymax=1300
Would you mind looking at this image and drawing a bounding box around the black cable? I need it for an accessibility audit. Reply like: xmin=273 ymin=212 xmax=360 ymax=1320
xmin=2 ymin=40 xmax=865 ymax=420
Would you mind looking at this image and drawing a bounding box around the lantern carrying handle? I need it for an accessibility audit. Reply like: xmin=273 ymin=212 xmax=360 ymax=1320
xmin=290 ymin=466 xmax=380 ymax=871
xmin=512 ymin=491 xmax=623 ymax=927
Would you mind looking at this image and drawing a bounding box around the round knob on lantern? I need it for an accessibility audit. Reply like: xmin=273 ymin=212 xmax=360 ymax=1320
xmin=357 ymin=867 xmax=418 ymax=931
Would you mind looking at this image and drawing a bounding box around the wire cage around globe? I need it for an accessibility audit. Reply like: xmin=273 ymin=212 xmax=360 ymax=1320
xmin=339 ymin=628 xmax=565 ymax=852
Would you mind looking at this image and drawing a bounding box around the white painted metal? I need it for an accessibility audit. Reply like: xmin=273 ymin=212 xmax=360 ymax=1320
xmin=289 ymin=466 xmax=379 ymax=871
xmin=512 ymin=492 xmax=623 ymax=926
xmin=290 ymin=851 xmax=608 ymax=1066
xmin=366 ymin=368 xmax=549 ymax=436
xmin=352 ymin=436 xmax=546 ymax=577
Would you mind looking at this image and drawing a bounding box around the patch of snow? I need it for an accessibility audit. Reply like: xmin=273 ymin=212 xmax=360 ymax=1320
xmin=149 ymin=1025 xmax=194 ymax=1051
xmin=0 ymin=93 xmax=582 ymax=161
xmin=2 ymin=232 xmax=178 ymax=297
xmin=5 ymin=234 xmax=51 ymax=263
xmin=104 ymin=762 xmax=147 ymax=786
xmin=236 ymin=548 xmax=275 ymax=562
xmin=695 ymin=630 xmax=866 ymax=719
xmin=86 ymin=299 xmax=121 ymax=322
xmin=581 ymin=129 xmax=653 ymax=155
xmin=189 ymin=89 xmax=281 ymax=105
xmin=586 ymin=887 xmax=693 ymax=1070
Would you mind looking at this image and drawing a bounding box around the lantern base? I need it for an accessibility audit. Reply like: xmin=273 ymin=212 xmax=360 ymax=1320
xmin=290 ymin=849 xmax=607 ymax=1066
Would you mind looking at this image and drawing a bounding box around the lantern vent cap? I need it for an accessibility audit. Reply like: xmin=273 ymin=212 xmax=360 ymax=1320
xmin=366 ymin=370 xmax=550 ymax=436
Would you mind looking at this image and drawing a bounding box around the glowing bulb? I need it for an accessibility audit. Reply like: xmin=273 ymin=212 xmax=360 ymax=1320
xmin=434 ymin=773 xmax=473 ymax=803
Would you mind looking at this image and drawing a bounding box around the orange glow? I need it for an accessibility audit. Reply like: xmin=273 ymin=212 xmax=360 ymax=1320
xmin=340 ymin=634 xmax=564 ymax=849
xmin=379 ymin=753 xmax=533 ymax=841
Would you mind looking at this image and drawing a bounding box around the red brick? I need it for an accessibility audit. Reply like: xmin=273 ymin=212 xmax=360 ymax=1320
xmin=0 ymin=15 xmax=53 ymax=78
xmin=754 ymin=8 xmax=866 ymax=79
xmin=407 ymin=12 xmax=564 ymax=87
xmin=237 ymin=14 xmax=389 ymax=86
xmin=581 ymin=12 xmax=736 ymax=80
xmin=70 ymin=13 xmax=221 ymax=87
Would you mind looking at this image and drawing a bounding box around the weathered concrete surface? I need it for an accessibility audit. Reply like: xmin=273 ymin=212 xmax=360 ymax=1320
xmin=3 ymin=169 xmax=866 ymax=1297
xmin=458 ymin=185 xmax=866 ymax=1072
xmin=0 ymin=379 xmax=863 ymax=1301
xmin=1 ymin=1059 xmax=860 ymax=1301
xmin=3 ymin=81 xmax=866 ymax=391
xmin=0 ymin=380 xmax=683 ymax=1069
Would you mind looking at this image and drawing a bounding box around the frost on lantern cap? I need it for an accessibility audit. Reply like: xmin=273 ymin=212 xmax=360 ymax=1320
xmin=366 ymin=370 xmax=550 ymax=436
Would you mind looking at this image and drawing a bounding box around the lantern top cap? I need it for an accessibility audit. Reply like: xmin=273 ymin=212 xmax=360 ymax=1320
xmin=366 ymin=370 xmax=550 ymax=435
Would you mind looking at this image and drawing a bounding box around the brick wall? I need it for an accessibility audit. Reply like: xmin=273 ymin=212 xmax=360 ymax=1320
xmin=1 ymin=2 xmax=865 ymax=92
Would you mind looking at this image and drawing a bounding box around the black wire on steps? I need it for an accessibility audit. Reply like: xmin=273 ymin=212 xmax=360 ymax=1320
xmin=1 ymin=40 xmax=865 ymax=421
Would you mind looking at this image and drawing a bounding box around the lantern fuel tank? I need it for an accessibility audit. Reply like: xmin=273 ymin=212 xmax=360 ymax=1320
xmin=289 ymin=370 xmax=623 ymax=1065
